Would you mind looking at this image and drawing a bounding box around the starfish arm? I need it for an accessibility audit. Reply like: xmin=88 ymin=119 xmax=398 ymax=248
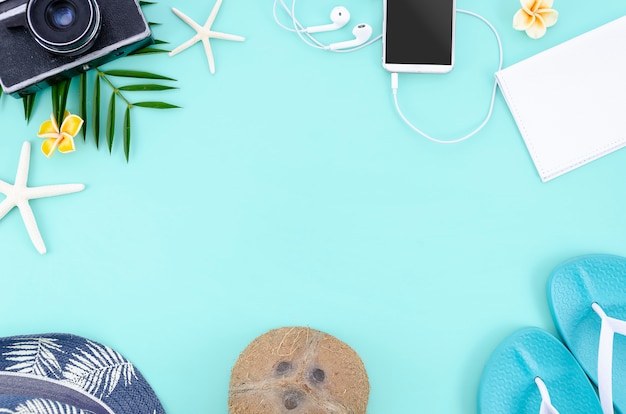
xmin=202 ymin=38 xmax=216 ymax=74
xmin=16 ymin=200 xmax=46 ymax=254
xmin=169 ymin=35 xmax=202 ymax=56
xmin=171 ymin=8 xmax=204 ymax=32
xmin=209 ymin=31 xmax=245 ymax=42
xmin=15 ymin=141 xmax=31 ymax=188
xmin=205 ymin=0 xmax=223 ymax=28
xmin=25 ymin=183 xmax=85 ymax=200
xmin=0 ymin=198 xmax=17 ymax=220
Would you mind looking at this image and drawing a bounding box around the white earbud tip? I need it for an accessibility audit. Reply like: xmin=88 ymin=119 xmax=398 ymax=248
xmin=331 ymin=6 xmax=351 ymax=21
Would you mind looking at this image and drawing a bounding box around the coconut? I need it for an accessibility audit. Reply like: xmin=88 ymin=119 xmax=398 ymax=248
xmin=228 ymin=326 xmax=369 ymax=413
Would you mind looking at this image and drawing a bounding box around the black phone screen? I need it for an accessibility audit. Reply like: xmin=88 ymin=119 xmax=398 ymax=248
xmin=385 ymin=0 xmax=454 ymax=65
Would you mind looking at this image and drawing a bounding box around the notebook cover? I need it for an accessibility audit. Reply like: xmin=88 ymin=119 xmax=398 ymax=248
xmin=496 ymin=15 xmax=626 ymax=182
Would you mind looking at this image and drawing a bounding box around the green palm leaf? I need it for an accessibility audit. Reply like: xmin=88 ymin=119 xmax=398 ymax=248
xmin=123 ymin=107 xmax=131 ymax=162
xmin=22 ymin=94 xmax=36 ymax=122
xmin=92 ymin=74 xmax=101 ymax=148
xmin=128 ymin=47 xmax=169 ymax=55
xmin=79 ymin=73 xmax=87 ymax=139
xmin=51 ymin=79 xmax=71 ymax=123
xmin=106 ymin=91 xmax=116 ymax=152
xmin=101 ymin=70 xmax=176 ymax=81
xmin=118 ymin=84 xmax=177 ymax=92
xmin=133 ymin=101 xmax=180 ymax=109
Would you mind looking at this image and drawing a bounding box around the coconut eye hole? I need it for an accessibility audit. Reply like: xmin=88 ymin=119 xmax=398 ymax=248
xmin=275 ymin=361 xmax=292 ymax=375
xmin=283 ymin=389 xmax=303 ymax=410
xmin=310 ymin=368 xmax=326 ymax=383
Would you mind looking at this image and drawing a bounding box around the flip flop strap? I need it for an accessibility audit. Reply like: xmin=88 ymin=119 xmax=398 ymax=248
xmin=592 ymin=302 xmax=626 ymax=414
xmin=534 ymin=377 xmax=560 ymax=414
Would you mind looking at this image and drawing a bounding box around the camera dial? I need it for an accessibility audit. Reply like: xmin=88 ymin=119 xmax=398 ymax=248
xmin=27 ymin=0 xmax=101 ymax=55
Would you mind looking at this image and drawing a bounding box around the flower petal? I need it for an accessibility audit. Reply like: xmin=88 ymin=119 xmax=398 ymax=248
xmin=513 ymin=9 xmax=535 ymax=31
xmin=38 ymin=119 xmax=59 ymax=137
xmin=538 ymin=9 xmax=558 ymax=27
xmin=38 ymin=132 xmax=61 ymax=139
xmin=50 ymin=114 xmax=59 ymax=132
xmin=520 ymin=0 xmax=541 ymax=13
xmin=520 ymin=0 xmax=535 ymax=13
xmin=526 ymin=13 xmax=547 ymax=38
xmin=540 ymin=0 xmax=554 ymax=9
xmin=60 ymin=114 xmax=84 ymax=137
xmin=41 ymin=138 xmax=60 ymax=158
xmin=58 ymin=136 xmax=76 ymax=153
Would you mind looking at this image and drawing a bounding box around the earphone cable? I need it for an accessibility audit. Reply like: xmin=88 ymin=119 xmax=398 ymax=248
xmin=291 ymin=0 xmax=334 ymax=50
xmin=273 ymin=0 xmax=300 ymax=32
xmin=391 ymin=9 xmax=504 ymax=144
xmin=272 ymin=0 xmax=325 ymax=48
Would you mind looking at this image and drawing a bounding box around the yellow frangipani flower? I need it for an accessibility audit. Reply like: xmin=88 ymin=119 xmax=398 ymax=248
xmin=37 ymin=111 xmax=84 ymax=158
xmin=513 ymin=0 xmax=558 ymax=39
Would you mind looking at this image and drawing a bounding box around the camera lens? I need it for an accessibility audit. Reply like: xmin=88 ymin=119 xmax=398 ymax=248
xmin=48 ymin=2 xmax=76 ymax=29
xmin=27 ymin=0 xmax=101 ymax=55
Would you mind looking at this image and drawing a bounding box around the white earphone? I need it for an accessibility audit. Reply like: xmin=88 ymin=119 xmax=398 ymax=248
xmin=273 ymin=0 xmax=381 ymax=52
xmin=327 ymin=23 xmax=373 ymax=50
xmin=304 ymin=6 xmax=350 ymax=33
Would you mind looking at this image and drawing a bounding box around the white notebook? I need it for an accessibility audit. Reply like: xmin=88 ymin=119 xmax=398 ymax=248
xmin=496 ymin=15 xmax=626 ymax=182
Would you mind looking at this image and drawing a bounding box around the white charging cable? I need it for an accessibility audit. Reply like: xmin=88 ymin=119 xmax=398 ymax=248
xmin=391 ymin=9 xmax=503 ymax=144
xmin=273 ymin=0 xmax=382 ymax=52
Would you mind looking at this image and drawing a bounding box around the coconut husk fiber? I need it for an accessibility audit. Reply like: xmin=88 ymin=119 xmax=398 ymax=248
xmin=228 ymin=326 xmax=369 ymax=414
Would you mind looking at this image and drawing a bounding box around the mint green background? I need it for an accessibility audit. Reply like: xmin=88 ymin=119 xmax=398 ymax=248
xmin=2 ymin=0 xmax=626 ymax=412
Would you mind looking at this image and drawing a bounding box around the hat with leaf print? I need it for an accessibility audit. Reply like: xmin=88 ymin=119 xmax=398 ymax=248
xmin=0 ymin=333 xmax=165 ymax=414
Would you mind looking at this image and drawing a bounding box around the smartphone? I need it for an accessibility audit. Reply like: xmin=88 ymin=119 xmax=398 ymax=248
xmin=382 ymin=0 xmax=456 ymax=73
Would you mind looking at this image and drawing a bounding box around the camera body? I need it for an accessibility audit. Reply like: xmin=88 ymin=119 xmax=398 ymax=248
xmin=0 ymin=0 xmax=153 ymax=97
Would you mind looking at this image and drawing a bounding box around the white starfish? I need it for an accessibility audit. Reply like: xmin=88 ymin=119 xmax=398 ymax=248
xmin=0 ymin=141 xmax=84 ymax=254
xmin=169 ymin=0 xmax=245 ymax=74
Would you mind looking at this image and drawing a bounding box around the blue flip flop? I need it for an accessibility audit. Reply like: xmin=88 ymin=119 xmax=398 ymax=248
xmin=548 ymin=254 xmax=626 ymax=414
xmin=0 ymin=333 xmax=165 ymax=414
xmin=478 ymin=327 xmax=602 ymax=414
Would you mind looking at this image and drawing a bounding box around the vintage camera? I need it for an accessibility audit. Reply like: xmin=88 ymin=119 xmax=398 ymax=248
xmin=0 ymin=0 xmax=153 ymax=97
